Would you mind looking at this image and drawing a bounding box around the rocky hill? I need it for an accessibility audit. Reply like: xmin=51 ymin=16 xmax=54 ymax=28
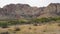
xmin=39 ymin=3 xmax=60 ymax=18
xmin=0 ymin=3 xmax=60 ymax=19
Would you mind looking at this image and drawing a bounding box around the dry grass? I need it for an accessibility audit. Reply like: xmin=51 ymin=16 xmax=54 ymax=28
xmin=0 ymin=23 xmax=60 ymax=34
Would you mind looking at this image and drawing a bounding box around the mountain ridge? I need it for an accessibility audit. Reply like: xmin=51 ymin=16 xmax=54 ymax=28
xmin=0 ymin=3 xmax=60 ymax=19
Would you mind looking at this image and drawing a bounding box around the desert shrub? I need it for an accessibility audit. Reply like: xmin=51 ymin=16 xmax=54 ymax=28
xmin=19 ymin=19 xmax=28 ymax=24
xmin=48 ymin=17 xmax=57 ymax=21
xmin=8 ymin=20 xmax=20 ymax=25
xmin=0 ymin=31 xmax=9 ymax=34
xmin=19 ymin=20 xmax=26 ymax=24
xmin=0 ymin=23 xmax=8 ymax=28
xmin=14 ymin=27 xmax=20 ymax=31
xmin=32 ymin=17 xmax=50 ymax=24
xmin=40 ymin=17 xmax=52 ymax=23
xmin=28 ymin=27 xmax=32 ymax=30
xmin=33 ymin=23 xmax=38 ymax=26
xmin=58 ymin=24 xmax=60 ymax=26
xmin=43 ymin=30 xmax=46 ymax=32
xmin=30 ymin=18 xmax=40 ymax=24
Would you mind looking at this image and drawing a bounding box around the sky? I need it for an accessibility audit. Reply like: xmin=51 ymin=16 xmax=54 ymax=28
xmin=0 ymin=0 xmax=60 ymax=8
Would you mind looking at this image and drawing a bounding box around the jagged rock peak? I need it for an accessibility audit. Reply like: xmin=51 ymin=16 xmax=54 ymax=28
xmin=3 ymin=3 xmax=30 ymax=8
xmin=48 ymin=3 xmax=60 ymax=6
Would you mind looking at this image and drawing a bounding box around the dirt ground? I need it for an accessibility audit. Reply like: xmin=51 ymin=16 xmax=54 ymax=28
xmin=0 ymin=23 xmax=60 ymax=34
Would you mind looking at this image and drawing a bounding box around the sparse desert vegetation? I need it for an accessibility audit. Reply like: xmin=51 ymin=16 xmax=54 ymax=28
xmin=0 ymin=23 xmax=60 ymax=34
xmin=0 ymin=17 xmax=60 ymax=34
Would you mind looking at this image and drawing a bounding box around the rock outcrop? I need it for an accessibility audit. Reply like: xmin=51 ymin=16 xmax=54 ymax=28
xmin=0 ymin=3 xmax=60 ymax=19
xmin=38 ymin=3 xmax=60 ymax=18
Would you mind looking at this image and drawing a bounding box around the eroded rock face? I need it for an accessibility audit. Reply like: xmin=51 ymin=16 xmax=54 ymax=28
xmin=0 ymin=3 xmax=60 ymax=19
xmin=38 ymin=3 xmax=60 ymax=18
xmin=0 ymin=4 xmax=42 ymax=19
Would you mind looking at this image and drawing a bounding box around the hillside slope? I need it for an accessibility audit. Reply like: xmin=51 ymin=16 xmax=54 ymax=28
xmin=0 ymin=3 xmax=60 ymax=19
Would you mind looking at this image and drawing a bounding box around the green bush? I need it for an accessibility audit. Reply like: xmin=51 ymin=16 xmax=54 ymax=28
xmin=0 ymin=23 xmax=8 ymax=28
xmin=31 ymin=17 xmax=50 ymax=24
xmin=8 ymin=20 xmax=20 ymax=25
xmin=19 ymin=19 xmax=28 ymax=24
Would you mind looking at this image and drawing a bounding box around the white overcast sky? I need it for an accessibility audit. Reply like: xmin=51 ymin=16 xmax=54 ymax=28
xmin=0 ymin=0 xmax=60 ymax=7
